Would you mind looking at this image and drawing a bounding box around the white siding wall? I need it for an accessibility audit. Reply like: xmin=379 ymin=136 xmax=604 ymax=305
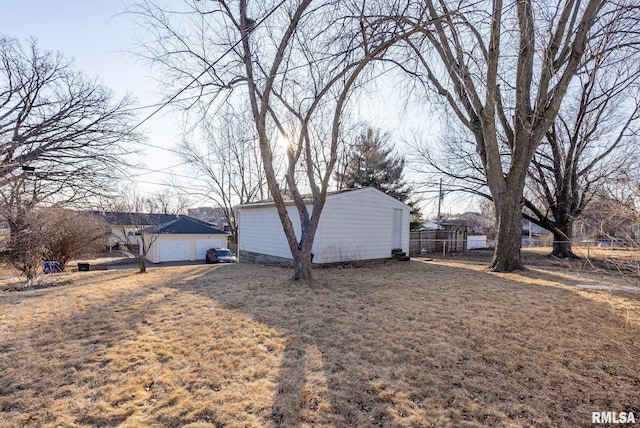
xmin=110 ymin=226 xmax=138 ymax=243
xmin=239 ymin=188 xmax=410 ymax=263
xmin=467 ymin=235 xmax=487 ymax=250
xmin=195 ymin=238 xmax=225 ymax=259
xmin=238 ymin=204 xmax=303 ymax=261
xmin=314 ymin=189 xmax=409 ymax=263
xmin=147 ymin=234 xmax=229 ymax=263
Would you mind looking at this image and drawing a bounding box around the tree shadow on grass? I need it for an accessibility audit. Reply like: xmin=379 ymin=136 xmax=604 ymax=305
xmin=175 ymin=261 xmax=640 ymax=427
xmin=1 ymin=261 xmax=639 ymax=426
xmin=0 ymin=270 xmax=141 ymax=294
xmin=0 ymin=265 xmax=229 ymax=427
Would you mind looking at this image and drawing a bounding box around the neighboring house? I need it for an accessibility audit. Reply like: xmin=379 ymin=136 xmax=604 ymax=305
xmin=187 ymin=206 xmax=231 ymax=232
xmin=417 ymin=220 xmax=441 ymax=231
xmin=237 ymin=187 xmax=411 ymax=264
xmin=187 ymin=207 xmax=220 ymax=223
xmin=94 ymin=212 xmax=229 ymax=263
xmin=410 ymin=223 xmax=469 ymax=254
xmin=94 ymin=212 xmax=178 ymax=245
xmin=574 ymin=212 xmax=640 ymax=243
xmin=522 ymin=220 xmax=549 ymax=236
xmin=418 ymin=218 xmax=475 ymax=231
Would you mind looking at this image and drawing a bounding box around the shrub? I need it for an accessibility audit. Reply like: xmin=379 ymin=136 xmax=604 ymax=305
xmin=8 ymin=227 xmax=46 ymax=282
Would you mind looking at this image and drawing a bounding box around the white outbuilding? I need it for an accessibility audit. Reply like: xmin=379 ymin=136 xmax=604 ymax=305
xmin=96 ymin=212 xmax=229 ymax=263
xmin=238 ymin=187 xmax=411 ymax=264
xmin=143 ymin=216 xmax=230 ymax=264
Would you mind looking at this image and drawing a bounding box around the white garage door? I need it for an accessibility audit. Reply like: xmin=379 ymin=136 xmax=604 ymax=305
xmin=158 ymin=238 xmax=192 ymax=262
xmin=195 ymin=238 xmax=224 ymax=260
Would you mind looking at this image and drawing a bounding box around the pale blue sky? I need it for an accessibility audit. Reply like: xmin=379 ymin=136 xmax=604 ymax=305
xmin=1 ymin=1 xmax=188 ymax=195
xmin=1 ymin=1 xmax=459 ymax=215
xmin=2 ymin=2 xmax=152 ymax=104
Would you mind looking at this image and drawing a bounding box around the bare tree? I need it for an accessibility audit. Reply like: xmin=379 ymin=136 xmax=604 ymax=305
xmin=179 ymin=107 xmax=271 ymax=236
xmin=112 ymin=190 xmax=161 ymax=273
xmin=6 ymin=208 xmax=109 ymax=281
xmin=145 ymin=188 xmax=192 ymax=215
xmin=37 ymin=209 xmax=109 ymax=271
xmin=133 ymin=0 xmax=429 ymax=280
xmin=401 ymin=1 xmax=633 ymax=270
xmin=585 ymin=185 xmax=640 ymax=288
xmin=7 ymin=211 xmax=46 ymax=282
xmin=525 ymin=44 xmax=640 ymax=258
xmin=0 ymin=36 xmax=140 ymax=234
xmin=239 ymin=0 xmax=435 ymax=280
xmin=409 ymin=3 xmax=640 ymax=261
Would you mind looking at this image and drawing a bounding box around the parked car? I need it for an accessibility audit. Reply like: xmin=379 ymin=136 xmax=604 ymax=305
xmin=205 ymin=248 xmax=238 ymax=264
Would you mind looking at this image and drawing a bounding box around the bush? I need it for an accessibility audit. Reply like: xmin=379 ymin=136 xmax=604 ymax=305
xmin=7 ymin=209 xmax=109 ymax=281
xmin=8 ymin=227 xmax=46 ymax=282
xmin=36 ymin=209 xmax=109 ymax=271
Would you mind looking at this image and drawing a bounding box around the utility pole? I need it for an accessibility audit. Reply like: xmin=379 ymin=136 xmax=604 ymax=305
xmin=436 ymin=178 xmax=442 ymax=230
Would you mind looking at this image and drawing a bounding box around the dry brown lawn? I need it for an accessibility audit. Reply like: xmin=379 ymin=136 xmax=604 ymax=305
xmin=0 ymin=256 xmax=639 ymax=427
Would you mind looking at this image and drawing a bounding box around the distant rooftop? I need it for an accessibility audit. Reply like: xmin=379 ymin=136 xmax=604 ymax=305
xmin=151 ymin=216 xmax=228 ymax=235
xmin=92 ymin=211 xmax=181 ymax=226
xmin=92 ymin=211 xmax=228 ymax=235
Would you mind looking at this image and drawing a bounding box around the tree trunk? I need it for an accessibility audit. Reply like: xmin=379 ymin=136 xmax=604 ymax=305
xmin=7 ymin=214 xmax=28 ymax=238
xmin=550 ymin=220 xmax=578 ymax=259
xmin=292 ymin=243 xmax=313 ymax=282
xmin=138 ymin=248 xmax=148 ymax=273
xmin=490 ymin=192 xmax=526 ymax=272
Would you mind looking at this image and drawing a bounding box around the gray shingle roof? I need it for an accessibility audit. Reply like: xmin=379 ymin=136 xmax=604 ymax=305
xmin=93 ymin=211 xmax=228 ymax=235
xmin=151 ymin=217 xmax=228 ymax=235
xmin=92 ymin=211 xmax=180 ymax=226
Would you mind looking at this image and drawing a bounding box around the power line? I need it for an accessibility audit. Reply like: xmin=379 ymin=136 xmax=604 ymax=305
xmin=125 ymin=0 xmax=289 ymax=138
xmin=123 ymin=2 xmax=403 ymax=189
xmin=124 ymin=1 xmax=392 ymax=159
xmin=132 ymin=178 xmax=204 ymax=193
xmin=129 ymin=160 xmax=193 ymax=178
xmin=125 ymin=158 xmax=222 ymax=187
xmin=134 ymin=140 xmax=183 ymax=154
xmin=126 ymin=63 xmax=401 ymax=186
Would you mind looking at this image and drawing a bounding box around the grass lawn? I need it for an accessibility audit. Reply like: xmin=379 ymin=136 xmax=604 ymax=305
xmin=0 ymin=255 xmax=639 ymax=427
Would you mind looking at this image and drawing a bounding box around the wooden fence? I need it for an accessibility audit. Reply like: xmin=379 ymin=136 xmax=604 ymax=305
xmin=409 ymin=228 xmax=468 ymax=255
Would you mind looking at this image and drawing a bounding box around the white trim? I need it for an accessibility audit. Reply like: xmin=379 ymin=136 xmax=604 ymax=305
xmin=325 ymin=187 xmax=411 ymax=210
xmin=239 ymin=186 xmax=410 ymax=210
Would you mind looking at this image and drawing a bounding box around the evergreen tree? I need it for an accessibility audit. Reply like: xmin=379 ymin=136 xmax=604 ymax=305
xmin=336 ymin=128 xmax=415 ymax=206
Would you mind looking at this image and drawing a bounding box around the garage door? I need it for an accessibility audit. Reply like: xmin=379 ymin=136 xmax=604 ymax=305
xmin=158 ymin=239 xmax=192 ymax=262
xmin=195 ymin=238 xmax=224 ymax=260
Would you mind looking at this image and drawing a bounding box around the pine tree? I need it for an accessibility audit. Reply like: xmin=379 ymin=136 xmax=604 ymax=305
xmin=336 ymin=128 xmax=415 ymax=206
